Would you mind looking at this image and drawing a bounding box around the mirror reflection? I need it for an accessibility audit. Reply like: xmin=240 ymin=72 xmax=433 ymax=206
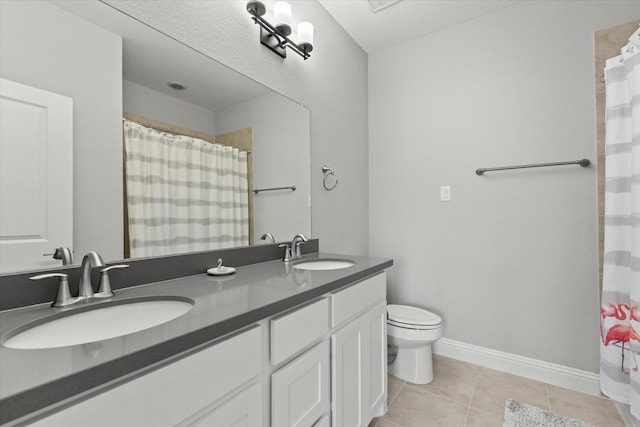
xmin=0 ymin=0 xmax=311 ymax=273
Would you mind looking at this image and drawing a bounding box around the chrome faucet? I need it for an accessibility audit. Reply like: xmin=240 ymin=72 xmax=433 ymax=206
xmin=291 ymin=234 xmax=308 ymax=260
xmin=30 ymin=251 xmax=124 ymax=307
xmin=52 ymin=247 xmax=74 ymax=265
xmin=78 ymin=251 xmax=105 ymax=299
xmin=260 ymin=232 xmax=276 ymax=244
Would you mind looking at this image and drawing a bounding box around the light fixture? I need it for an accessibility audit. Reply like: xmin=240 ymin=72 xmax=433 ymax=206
xmin=246 ymin=1 xmax=313 ymax=60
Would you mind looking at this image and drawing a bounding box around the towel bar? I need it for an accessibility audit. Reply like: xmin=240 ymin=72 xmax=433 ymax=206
xmin=475 ymin=159 xmax=590 ymax=176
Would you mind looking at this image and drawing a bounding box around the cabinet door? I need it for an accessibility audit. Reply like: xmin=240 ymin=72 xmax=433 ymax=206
xmin=331 ymin=315 xmax=369 ymax=427
xmin=368 ymin=301 xmax=387 ymax=419
xmin=313 ymin=415 xmax=330 ymax=427
xmin=272 ymin=340 xmax=330 ymax=427
xmin=189 ymin=384 xmax=262 ymax=427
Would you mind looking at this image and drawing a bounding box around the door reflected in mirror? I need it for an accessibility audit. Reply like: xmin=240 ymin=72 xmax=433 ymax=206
xmin=0 ymin=0 xmax=311 ymax=274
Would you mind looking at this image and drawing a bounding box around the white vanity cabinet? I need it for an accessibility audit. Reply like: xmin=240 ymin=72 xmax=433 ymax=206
xmin=271 ymin=341 xmax=330 ymax=427
xmin=188 ymin=383 xmax=262 ymax=427
xmin=31 ymin=326 xmax=263 ymax=427
xmin=27 ymin=271 xmax=388 ymax=427
xmin=330 ymin=273 xmax=388 ymax=427
xmin=367 ymin=301 xmax=388 ymax=419
xmin=270 ymin=298 xmax=331 ymax=426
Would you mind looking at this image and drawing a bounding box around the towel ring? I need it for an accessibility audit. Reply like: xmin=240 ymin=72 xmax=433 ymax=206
xmin=322 ymin=165 xmax=338 ymax=191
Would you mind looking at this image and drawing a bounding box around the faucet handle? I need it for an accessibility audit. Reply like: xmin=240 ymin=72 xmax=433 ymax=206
xmin=30 ymin=273 xmax=75 ymax=308
xmin=293 ymin=240 xmax=307 ymax=258
xmin=278 ymin=244 xmax=292 ymax=263
xmin=291 ymin=234 xmax=308 ymax=259
xmin=95 ymin=264 xmax=129 ymax=298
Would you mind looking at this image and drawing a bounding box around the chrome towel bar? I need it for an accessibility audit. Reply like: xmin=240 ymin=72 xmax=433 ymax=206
xmin=475 ymin=159 xmax=590 ymax=176
xmin=253 ymin=186 xmax=296 ymax=194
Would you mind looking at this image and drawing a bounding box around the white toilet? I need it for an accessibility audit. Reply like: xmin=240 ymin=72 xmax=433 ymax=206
xmin=387 ymin=304 xmax=443 ymax=384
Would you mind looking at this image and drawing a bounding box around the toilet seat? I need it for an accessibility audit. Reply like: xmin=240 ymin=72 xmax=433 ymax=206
xmin=387 ymin=304 xmax=442 ymax=329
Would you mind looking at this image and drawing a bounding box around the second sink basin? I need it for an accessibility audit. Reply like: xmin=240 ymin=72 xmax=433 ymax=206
xmin=293 ymin=259 xmax=355 ymax=271
xmin=2 ymin=297 xmax=194 ymax=350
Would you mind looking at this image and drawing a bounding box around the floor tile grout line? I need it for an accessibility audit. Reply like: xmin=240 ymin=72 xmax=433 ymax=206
xmin=388 ymin=380 xmax=405 ymax=409
xmin=545 ymin=383 xmax=552 ymax=412
xmin=382 ymin=381 xmax=405 ymax=427
xmin=403 ymin=381 xmax=474 ymax=408
xmin=463 ymin=370 xmax=481 ymax=426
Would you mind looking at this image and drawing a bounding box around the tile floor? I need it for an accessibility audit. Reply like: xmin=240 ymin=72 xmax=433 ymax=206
xmin=370 ymin=355 xmax=625 ymax=427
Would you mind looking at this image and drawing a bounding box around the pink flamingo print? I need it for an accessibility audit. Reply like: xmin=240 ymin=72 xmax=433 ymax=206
xmin=601 ymin=302 xmax=627 ymax=343
xmin=601 ymin=302 xmax=640 ymax=373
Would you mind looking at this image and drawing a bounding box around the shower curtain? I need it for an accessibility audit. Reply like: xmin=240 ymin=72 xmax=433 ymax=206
xmin=600 ymin=26 xmax=640 ymax=418
xmin=124 ymin=120 xmax=249 ymax=257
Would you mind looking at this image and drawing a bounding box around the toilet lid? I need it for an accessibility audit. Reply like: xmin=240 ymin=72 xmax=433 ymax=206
xmin=387 ymin=304 xmax=442 ymax=327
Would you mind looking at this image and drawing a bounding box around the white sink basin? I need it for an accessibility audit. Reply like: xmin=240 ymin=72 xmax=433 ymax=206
xmin=3 ymin=298 xmax=194 ymax=350
xmin=293 ymin=259 xmax=355 ymax=271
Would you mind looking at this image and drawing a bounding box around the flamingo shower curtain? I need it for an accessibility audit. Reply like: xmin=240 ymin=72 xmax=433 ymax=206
xmin=600 ymin=26 xmax=640 ymax=417
xmin=124 ymin=120 xmax=249 ymax=258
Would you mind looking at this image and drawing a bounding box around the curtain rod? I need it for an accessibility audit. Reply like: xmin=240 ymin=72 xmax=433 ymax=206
xmin=122 ymin=117 xmax=251 ymax=154
xmin=475 ymin=159 xmax=590 ymax=175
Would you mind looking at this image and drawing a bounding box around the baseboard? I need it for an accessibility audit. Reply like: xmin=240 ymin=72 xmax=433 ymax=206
xmin=432 ymin=338 xmax=600 ymax=396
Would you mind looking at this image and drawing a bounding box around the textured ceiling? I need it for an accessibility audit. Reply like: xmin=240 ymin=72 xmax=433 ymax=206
xmin=318 ymin=0 xmax=524 ymax=53
xmin=51 ymin=0 xmax=269 ymax=112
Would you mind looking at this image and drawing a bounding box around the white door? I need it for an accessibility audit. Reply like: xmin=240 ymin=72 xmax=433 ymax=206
xmin=0 ymin=78 xmax=73 ymax=273
xmin=331 ymin=314 xmax=369 ymax=427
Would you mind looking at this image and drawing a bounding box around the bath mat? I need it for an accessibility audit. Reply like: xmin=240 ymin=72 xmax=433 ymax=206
xmin=503 ymin=400 xmax=595 ymax=427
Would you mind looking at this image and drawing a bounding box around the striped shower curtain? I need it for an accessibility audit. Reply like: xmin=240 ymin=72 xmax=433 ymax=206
xmin=124 ymin=120 xmax=249 ymax=258
xmin=600 ymin=27 xmax=640 ymax=418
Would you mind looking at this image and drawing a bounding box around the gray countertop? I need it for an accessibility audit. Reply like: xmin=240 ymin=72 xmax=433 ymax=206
xmin=0 ymin=253 xmax=392 ymax=425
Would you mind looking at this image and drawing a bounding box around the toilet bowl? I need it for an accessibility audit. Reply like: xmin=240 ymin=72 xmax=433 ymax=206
xmin=387 ymin=304 xmax=443 ymax=384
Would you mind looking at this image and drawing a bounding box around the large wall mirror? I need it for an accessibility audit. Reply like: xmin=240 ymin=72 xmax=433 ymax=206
xmin=0 ymin=0 xmax=311 ymax=273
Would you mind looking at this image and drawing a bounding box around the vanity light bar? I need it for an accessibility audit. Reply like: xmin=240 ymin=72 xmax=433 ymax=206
xmin=246 ymin=1 xmax=313 ymax=60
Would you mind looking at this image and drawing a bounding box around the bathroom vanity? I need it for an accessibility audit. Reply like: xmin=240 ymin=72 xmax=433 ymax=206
xmin=0 ymin=252 xmax=392 ymax=426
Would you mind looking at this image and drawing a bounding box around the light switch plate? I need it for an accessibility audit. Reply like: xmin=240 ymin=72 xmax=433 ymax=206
xmin=440 ymin=186 xmax=451 ymax=202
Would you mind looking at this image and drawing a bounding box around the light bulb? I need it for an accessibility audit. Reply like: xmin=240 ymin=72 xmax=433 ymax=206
xmin=297 ymin=22 xmax=313 ymax=45
xmin=274 ymin=1 xmax=292 ymax=36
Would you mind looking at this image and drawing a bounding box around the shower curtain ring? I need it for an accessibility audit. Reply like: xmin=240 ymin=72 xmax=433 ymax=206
xmin=322 ymin=165 xmax=338 ymax=191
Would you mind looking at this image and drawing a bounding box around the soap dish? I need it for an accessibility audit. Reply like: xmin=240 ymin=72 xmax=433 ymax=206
xmin=207 ymin=258 xmax=236 ymax=276
xmin=207 ymin=266 xmax=236 ymax=276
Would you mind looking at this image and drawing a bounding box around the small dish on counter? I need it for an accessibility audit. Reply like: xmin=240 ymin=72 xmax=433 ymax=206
xmin=207 ymin=258 xmax=236 ymax=276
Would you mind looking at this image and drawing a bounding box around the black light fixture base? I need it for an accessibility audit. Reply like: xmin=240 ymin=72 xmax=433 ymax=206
xmin=246 ymin=0 xmax=266 ymax=16
xmin=260 ymin=27 xmax=287 ymax=59
xmin=299 ymin=42 xmax=313 ymax=54
xmin=248 ymin=4 xmax=311 ymax=60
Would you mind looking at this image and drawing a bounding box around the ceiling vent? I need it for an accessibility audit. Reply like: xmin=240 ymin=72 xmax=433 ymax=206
xmin=365 ymin=0 xmax=402 ymax=13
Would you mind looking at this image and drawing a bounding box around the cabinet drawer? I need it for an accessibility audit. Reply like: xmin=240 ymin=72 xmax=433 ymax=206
xmin=188 ymin=383 xmax=262 ymax=427
xmin=272 ymin=340 xmax=330 ymax=427
xmin=331 ymin=272 xmax=386 ymax=328
xmin=32 ymin=326 xmax=262 ymax=427
xmin=271 ymin=298 xmax=329 ymax=365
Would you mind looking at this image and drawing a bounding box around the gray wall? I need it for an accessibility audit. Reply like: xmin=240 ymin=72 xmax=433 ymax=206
xmin=369 ymin=0 xmax=640 ymax=373
xmin=123 ymin=80 xmax=217 ymax=136
xmin=106 ymin=0 xmax=370 ymax=255
xmin=216 ymin=92 xmax=312 ymax=243
xmin=0 ymin=0 xmax=123 ymax=261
